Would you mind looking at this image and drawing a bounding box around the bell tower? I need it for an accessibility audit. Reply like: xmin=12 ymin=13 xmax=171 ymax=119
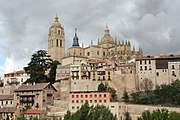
xmin=48 ymin=16 xmax=65 ymax=63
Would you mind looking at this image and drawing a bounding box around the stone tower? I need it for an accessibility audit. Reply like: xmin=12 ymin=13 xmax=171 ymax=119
xmin=48 ymin=16 xmax=65 ymax=63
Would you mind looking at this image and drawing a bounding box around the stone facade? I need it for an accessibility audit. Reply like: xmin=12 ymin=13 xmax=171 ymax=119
xmin=48 ymin=16 xmax=65 ymax=63
xmin=13 ymin=83 xmax=57 ymax=111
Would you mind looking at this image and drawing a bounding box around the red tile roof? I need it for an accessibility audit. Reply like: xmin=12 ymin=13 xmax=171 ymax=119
xmin=24 ymin=110 xmax=46 ymax=114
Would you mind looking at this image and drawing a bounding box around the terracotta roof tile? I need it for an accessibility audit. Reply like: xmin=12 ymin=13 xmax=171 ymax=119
xmin=24 ymin=109 xmax=46 ymax=114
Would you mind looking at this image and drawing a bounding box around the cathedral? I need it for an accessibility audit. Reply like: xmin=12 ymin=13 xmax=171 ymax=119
xmin=48 ymin=16 xmax=142 ymax=65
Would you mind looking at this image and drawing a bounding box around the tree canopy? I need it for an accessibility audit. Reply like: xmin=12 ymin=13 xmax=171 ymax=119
xmin=24 ymin=50 xmax=59 ymax=83
xmin=128 ymin=79 xmax=180 ymax=106
xmin=64 ymin=102 xmax=117 ymax=120
xmin=138 ymin=108 xmax=180 ymax=120
xmin=97 ymin=82 xmax=118 ymax=102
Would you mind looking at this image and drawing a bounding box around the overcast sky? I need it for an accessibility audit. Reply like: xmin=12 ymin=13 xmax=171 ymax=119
xmin=0 ymin=0 xmax=180 ymax=78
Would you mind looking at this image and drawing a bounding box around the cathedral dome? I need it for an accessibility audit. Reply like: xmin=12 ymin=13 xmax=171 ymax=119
xmin=51 ymin=16 xmax=61 ymax=28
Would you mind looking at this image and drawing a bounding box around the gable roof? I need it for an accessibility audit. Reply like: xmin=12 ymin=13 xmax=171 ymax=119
xmin=24 ymin=109 xmax=47 ymax=114
xmin=14 ymin=83 xmax=57 ymax=92
xmin=0 ymin=95 xmax=13 ymax=100
xmin=0 ymin=107 xmax=16 ymax=113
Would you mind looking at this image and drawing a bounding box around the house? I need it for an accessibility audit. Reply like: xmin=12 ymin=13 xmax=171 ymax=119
xmin=23 ymin=109 xmax=47 ymax=120
xmin=14 ymin=83 xmax=57 ymax=111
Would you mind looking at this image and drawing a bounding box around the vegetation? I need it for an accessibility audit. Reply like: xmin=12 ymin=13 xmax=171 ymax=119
xmin=124 ymin=79 xmax=180 ymax=106
xmin=122 ymin=90 xmax=129 ymax=103
xmin=124 ymin=112 xmax=132 ymax=120
xmin=17 ymin=105 xmax=32 ymax=120
xmin=138 ymin=108 xmax=180 ymax=120
xmin=98 ymin=82 xmax=118 ymax=101
xmin=24 ymin=50 xmax=59 ymax=84
xmin=64 ymin=102 xmax=117 ymax=120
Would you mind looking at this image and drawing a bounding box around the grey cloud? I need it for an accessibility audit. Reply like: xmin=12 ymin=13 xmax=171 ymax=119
xmin=0 ymin=0 xmax=180 ymax=65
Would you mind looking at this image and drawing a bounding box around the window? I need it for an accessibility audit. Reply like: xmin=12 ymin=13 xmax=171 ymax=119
xmin=76 ymin=95 xmax=79 ymax=98
xmin=172 ymin=65 xmax=175 ymax=69
xmin=56 ymin=39 xmax=58 ymax=47
xmin=81 ymin=95 xmax=83 ymax=98
xmin=72 ymin=95 xmax=74 ymax=98
xmin=149 ymin=66 xmax=152 ymax=70
xmin=104 ymin=100 xmax=106 ymax=103
xmin=72 ymin=100 xmax=74 ymax=103
xmin=58 ymin=30 xmax=60 ymax=35
xmin=140 ymin=60 xmax=142 ymax=65
xmin=156 ymin=72 xmax=159 ymax=76
xmin=77 ymin=106 xmax=79 ymax=110
xmin=6 ymin=101 xmax=8 ymax=105
xmin=145 ymin=66 xmax=147 ymax=70
xmin=94 ymin=100 xmax=97 ymax=103
xmin=72 ymin=106 xmax=75 ymax=109
xmin=90 ymin=94 xmax=92 ymax=98
xmin=85 ymin=95 xmax=88 ymax=98
xmin=90 ymin=100 xmax=92 ymax=103
xmin=111 ymin=106 xmax=115 ymax=108
xmin=99 ymin=100 xmax=102 ymax=103
xmin=140 ymin=66 xmax=143 ymax=71
xmin=97 ymin=51 xmax=99 ymax=55
xmin=149 ymin=60 xmax=151 ymax=64
xmin=87 ymin=52 xmax=90 ymax=56
xmin=81 ymin=100 xmax=83 ymax=103
xmin=172 ymin=71 xmax=176 ymax=76
xmin=103 ymin=76 xmax=105 ymax=80
xmin=76 ymin=100 xmax=79 ymax=103
xmin=103 ymin=52 xmax=105 ymax=56
xmin=94 ymin=94 xmax=97 ymax=98
xmin=104 ymin=94 xmax=106 ymax=97
xmin=99 ymin=94 xmax=102 ymax=97
xmin=145 ymin=60 xmax=147 ymax=64
xmin=60 ymin=40 xmax=62 ymax=47
xmin=10 ymin=101 xmax=12 ymax=104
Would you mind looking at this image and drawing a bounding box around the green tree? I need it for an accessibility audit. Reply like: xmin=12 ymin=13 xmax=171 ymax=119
xmin=122 ymin=90 xmax=129 ymax=103
xmin=108 ymin=87 xmax=117 ymax=102
xmin=124 ymin=112 xmax=132 ymax=120
xmin=64 ymin=103 xmax=117 ymax=120
xmin=98 ymin=82 xmax=107 ymax=92
xmin=151 ymin=109 xmax=169 ymax=120
xmin=168 ymin=111 xmax=180 ymax=120
xmin=138 ymin=110 xmax=151 ymax=120
xmin=24 ymin=50 xmax=52 ymax=83
xmin=64 ymin=110 xmax=72 ymax=120
xmin=48 ymin=60 xmax=60 ymax=84
xmin=97 ymin=82 xmax=118 ymax=102
xmin=140 ymin=78 xmax=153 ymax=95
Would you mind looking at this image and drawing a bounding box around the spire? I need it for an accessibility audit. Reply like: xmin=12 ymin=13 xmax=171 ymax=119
xmin=91 ymin=40 xmax=93 ymax=46
xmin=104 ymin=24 xmax=110 ymax=36
xmin=72 ymin=28 xmax=80 ymax=47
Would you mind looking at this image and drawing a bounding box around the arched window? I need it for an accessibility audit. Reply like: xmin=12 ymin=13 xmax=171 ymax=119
xmin=87 ymin=52 xmax=90 ymax=56
xmin=97 ymin=51 xmax=99 ymax=55
xmin=58 ymin=30 xmax=60 ymax=35
xmin=103 ymin=52 xmax=105 ymax=56
xmin=60 ymin=40 xmax=62 ymax=47
xmin=56 ymin=39 xmax=58 ymax=47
